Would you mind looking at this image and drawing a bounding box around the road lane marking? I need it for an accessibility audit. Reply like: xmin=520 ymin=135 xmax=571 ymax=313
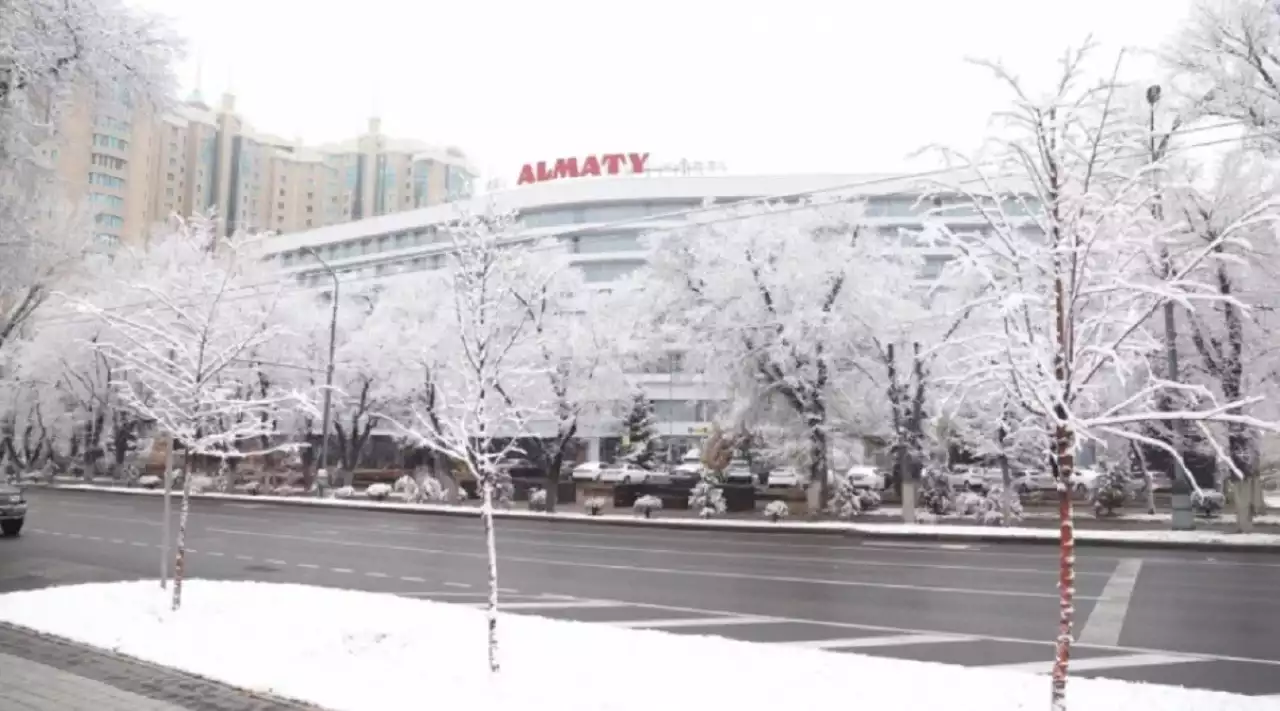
xmin=365 ymin=572 xmax=389 ymax=578
xmin=331 ymin=567 xmax=354 ymax=574
xmin=110 ymin=538 xmax=125 ymax=544
xmin=202 ymin=526 xmax=1082 ymax=600
xmin=443 ymin=581 xmax=470 ymax=588
xmin=129 ymin=541 xmax=148 ymax=547
xmin=985 ymin=653 xmax=1201 ymax=674
xmin=205 ymin=551 xmax=225 ymax=557
xmin=790 ymin=633 xmax=975 ymax=650
xmin=265 ymin=559 xmax=288 ymax=566
xmin=66 ymin=533 xmax=82 ymax=539
xmin=235 ymin=554 xmax=253 ymax=561
xmin=86 ymin=536 xmax=102 ymax=541
xmin=611 ymin=616 xmax=780 ymax=629
xmin=1078 ymin=558 xmax=1143 ymax=647
xmin=469 ymin=600 xmax=625 ymax=611
xmin=400 ymin=576 xmax=427 ymax=583
xmin=296 ymin=563 xmax=320 ymax=569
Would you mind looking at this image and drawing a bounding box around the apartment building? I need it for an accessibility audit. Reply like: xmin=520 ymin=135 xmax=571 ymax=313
xmin=51 ymin=90 xmax=478 ymax=246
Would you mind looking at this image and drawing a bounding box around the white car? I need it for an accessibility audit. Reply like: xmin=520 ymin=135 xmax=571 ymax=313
xmin=845 ymin=465 xmax=884 ymax=491
xmin=724 ymin=459 xmax=756 ymax=486
xmin=600 ymin=463 xmax=651 ymax=484
xmin=766 ymin=466 xmax=808 ymax=489
xmin=570 ymin=461 xmax=605 ymax=482
xmin=1012 ymin=469 xmax=1056 ymax=493
xmin=1070 ymin=468 xmax=1102 ymax=494
xmin=945 ymin=468 xmax=987 ymax=491
xmin=671 ymin=449 xmax=704 ymax=483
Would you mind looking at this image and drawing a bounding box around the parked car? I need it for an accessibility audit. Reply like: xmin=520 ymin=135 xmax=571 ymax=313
xmin=845 ymin=465 xmax=885 ymax=491
xmin=570 ymin=461 xmax=605 ymax=482
xmin=1070 ymin=468 xmax=1102 ymax=494
xmin=0 ymin=482 xmax=27 ymax=537
xmin=945 ymin=467 xmax=988 ymax=492
xmin=671 ymin=449 xmax=704 ymax=484
xmin=724 ymin=459 xmax=756 ymax=486
xmin=766 ymin=466 xmax=808 ymax=489
xmin=600 ymin=463 xmax=652 ymax=484
xmin=1012 ymin=469 xmax=1056 ymax=494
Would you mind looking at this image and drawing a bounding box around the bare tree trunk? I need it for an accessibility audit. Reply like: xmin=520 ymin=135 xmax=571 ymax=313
xmin=1051 ymin=425 xmax=1077 ymax=711
xmin=480 ymin=478 xmax=501 ymax=672
xmin=171 ymin=467 xmax=192 ymax=611
xmin=160 ymin=437 xmax=175 ymax=589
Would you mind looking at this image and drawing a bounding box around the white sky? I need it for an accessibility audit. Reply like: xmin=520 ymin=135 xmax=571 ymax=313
xmin=131 ymin=0 xmax=1198 ymax=184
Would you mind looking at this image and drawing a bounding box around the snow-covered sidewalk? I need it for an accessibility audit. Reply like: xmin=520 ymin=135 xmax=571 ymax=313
xmin=0 ymin=580 xmax=1270 ymax=711
xmin=41 ymin=483 xmax=1280 ymax=549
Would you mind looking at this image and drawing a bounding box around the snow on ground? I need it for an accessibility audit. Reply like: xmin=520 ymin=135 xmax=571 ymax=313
xmin=46 ymin=484 xmax=1280 ymax=547
xmin=0 ymin=580 xmax=1270 ymax=711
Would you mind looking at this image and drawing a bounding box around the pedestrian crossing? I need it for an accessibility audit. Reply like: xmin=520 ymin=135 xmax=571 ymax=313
xmin=409 ymin=590 xmax=1280 ymax=698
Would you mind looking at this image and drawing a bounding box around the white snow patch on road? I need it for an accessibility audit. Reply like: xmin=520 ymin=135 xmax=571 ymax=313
xmin=0 ymin=580 xmax=1271 ymax=711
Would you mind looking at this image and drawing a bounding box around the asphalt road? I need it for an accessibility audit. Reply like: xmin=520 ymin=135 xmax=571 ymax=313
xmin=4 ymin=489 xmax=1280 ymax=698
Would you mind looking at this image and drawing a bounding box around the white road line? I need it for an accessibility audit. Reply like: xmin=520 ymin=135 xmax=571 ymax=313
xmin=611 ymin=616 xmax=780 ymax=629
xmin=499 ymin=588 xmax=520 ymax=594
xmin=110 ymin=538 xmax=125 ymax=544
xmin=1078 ymin=558 xmax=1143 ymax=647
xmin=86 ymin=536 xmax=102 ymax=541
xmin=234 ymin=554 xmax=253 ymax=561
xmin=443 ymin=581 xmax=471 ymax=589
xmin=48 ymin=531 xmax=62 ymax=536
xmin=296 ymin=563 xmax=319 ymax=569
xmin=202 ymin=526 xmax=1079 ymax=600
xmin=66 ymin=533 xmax=82 ymax=539
xmin=129 ymin=541 xmax=148 ymax=547
xmin=985 ymin=653 xmax=1201 ymax=674
xmin=400 ymin=576 xmax=427 ymax=583
xmin=331 ymin=567 xmax=353 ymax=574
xmin=265 ymin=559 xmax=288 ymax=566
xmin=365 ymin=572 xmax=389 ymax=578
xmin=790 ymin=633 xmax=974 ymax=650
xmin=206 ymin=551 xmax=225 ymax=557
xmin=471 ymin=600 xmax=625 ymax=611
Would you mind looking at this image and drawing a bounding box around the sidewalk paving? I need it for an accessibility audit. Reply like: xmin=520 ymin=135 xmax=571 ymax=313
xmin=0 ymin=622 xmax=318 ymax=711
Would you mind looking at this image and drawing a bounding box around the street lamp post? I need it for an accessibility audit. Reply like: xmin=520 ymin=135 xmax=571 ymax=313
xmin=303 ymin=247 xmax=339 ymax=490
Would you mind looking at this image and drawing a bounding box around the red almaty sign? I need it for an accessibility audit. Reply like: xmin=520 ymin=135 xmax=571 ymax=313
xmin=517 ymin=153 xmax=650 ymax=185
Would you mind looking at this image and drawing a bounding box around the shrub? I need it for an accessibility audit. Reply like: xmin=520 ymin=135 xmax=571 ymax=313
xmin=332 ymin=485 xmax=356 ymax=500
xmin=584 ymin=496 xmax=608 ymax=516
xmin=857 ymin=488 xmax=882 ymax=512
xmin=689 ymin=478 xmax=726 ymax=518
xmin=633 ymin=494 xmax=662 ymax=518
xmin=528 ymin=488 xmax=548 ymax=512
xmin=764 ymin=500 xmax=790 ymax=522
xmin=394 ymin=474 xmax=419 ymax=501
xmin=365 ymin=483 xmax=392 ymax=501
xmin=956 ymin=487 xmax=1022 ymax=526
xmin=1192 ymin=489 xmax=1225 ymax=518
xmin=137 ymin=474 xmax=162 ymax=489
xmin=826 ymin=471 xmax=865 ymax=519
xmin=420 ymin=476 xmax=450 ymax=503
xmin=189 ymin=475 xmax=215 ymax=494
xmin=1091 ymin=469 xmax=1129 ymax=518
xmin=918 ymin=470 xmax=954 ymax=516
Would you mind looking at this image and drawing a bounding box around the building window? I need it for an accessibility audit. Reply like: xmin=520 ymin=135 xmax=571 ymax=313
xmin=94 ymin=213 xmax=124 ymax=229
xmin=88 ymin=173 xmax=126 ymax=189
xmin=89 ymin=192 xmax=126 ymax=209
xmin=92 ymin=134 xmax=129 ymax=151
xmin=579 ymin=260 xmax=643 ymax=283
xmin=91 ymin=154 xmax=127 ymax=170
xmin=573 ymin=232 xmax=644 ymax=254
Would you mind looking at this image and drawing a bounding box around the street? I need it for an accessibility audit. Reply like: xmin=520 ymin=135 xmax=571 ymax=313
xmin=4 ymin=488 xmax=1280 ymax=698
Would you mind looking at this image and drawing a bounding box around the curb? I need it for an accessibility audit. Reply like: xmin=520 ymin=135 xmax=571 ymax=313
xmin=30 ymin=484 xmax=1280 ymax=554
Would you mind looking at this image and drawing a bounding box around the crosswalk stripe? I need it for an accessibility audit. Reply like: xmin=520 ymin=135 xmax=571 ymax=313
xmin=611 ymin=616 xmax=781 ymax=629
xmin=984 ymin=653 xmax=1200 ymax=674
xmin=790 ymin=633 xmax=975 ymax=650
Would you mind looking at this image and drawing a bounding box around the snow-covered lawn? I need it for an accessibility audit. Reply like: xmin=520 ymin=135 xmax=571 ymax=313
xmin=40 ymin=484 xmax=1280 ymax=547
xmin=0 ymin=580 xmax=1269 ymax=711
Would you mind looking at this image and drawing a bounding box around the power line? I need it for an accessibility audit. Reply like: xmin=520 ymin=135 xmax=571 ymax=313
xmin=32 ymin=119 xmax=1271 ymax=330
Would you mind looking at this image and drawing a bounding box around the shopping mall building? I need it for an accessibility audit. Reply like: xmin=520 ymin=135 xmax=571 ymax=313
xmin=259 ymin=154 xmax=1006 ymax=463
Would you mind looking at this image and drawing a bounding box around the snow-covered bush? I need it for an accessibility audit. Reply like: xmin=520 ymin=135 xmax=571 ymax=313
xmin=857 ymin=488 xmax=882 ymax=512
xmin=419 ymin=476 xmax=449 ymax=503
xmin=18 ymin=470 xmax=46 ymax=484
xmin=1091 ymin=469 xmax=1129 ymax=518
xmin=188 ymin=475 xmax=215 ymax=494
xmin=137 ymin=474 xmax=161 ymax=489
xmin=583 ymin=496 xmax=608 ymax=515
xmin=332 ymin=485 xmax=356 ymax=500
xmin=918 ymin=470 xmax=954 ymax=516
xmin=394 ymin=474 xmax=419 ymax=501
xmin=956 ymin=488 xmax=1022 ymax=525
xmin=365 ymin=483 xmax=392 ymax=501
xmin=234 ymin=480 xmax=262 ymax=496
xmin=826 ymin=471 xmax=864 ymax=519
xmin=688 ymin=478 xmax=726 ymax=518
xmin=1192 ymin=489 xmax=1225 ymax=518
xmin=633 ymin=494 xmax=662 ymax=518
xmin=764 ymin=500 xmax=790 ymax=522
xmin=527 ymin=488 xmax=548 ymax=512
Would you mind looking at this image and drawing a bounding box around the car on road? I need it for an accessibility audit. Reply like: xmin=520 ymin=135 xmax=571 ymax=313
xmin=844 ymin=465 xmax=885 ymax=491
xmin=570 ymin=461 xmax=606 ymax=482
xmin=599 ymin=463 xmax=652 ymax=484
xmin=0 ymin=481 xmax=27 ymax=537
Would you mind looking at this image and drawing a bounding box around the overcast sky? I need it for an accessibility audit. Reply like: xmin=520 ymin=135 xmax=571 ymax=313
xmin=132 ymin=0 xmax=1197 ymax=184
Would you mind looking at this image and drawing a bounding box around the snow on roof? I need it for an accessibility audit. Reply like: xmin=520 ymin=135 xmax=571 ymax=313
xmin=0 ymin=580 xmax=1268 ymax=711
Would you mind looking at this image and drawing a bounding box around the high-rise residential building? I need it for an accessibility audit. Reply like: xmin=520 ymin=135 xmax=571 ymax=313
xmin=51 ymin=90 xmax=478 ymax=246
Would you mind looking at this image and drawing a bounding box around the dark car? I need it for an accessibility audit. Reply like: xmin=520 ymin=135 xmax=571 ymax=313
xmin=0 ymin=482 xmax=27 ymax=537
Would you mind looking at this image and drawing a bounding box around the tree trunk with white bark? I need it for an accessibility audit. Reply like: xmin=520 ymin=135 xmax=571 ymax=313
xmin=171 ymin=469 xmax=192 ymax=611
xmin=481 ymin=478 xmax=501 ymax=672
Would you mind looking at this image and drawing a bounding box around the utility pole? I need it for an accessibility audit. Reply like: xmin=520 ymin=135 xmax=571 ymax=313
xmin=1147 ymin=85 xmax=1193 ymax=530
xmin=303 ymin=247 xmax=339 ymax=491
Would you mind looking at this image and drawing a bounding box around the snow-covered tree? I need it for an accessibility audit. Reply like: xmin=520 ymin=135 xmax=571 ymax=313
xmin=618 ymin=391 xmax=659 ymax=470
xmin=928 ymin=44 xmax=1280 ymax=709
xmin=382 ymin=208 xmax=550 ymax=673
xmin=75 ymin=216 xmax=295 ymax=610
